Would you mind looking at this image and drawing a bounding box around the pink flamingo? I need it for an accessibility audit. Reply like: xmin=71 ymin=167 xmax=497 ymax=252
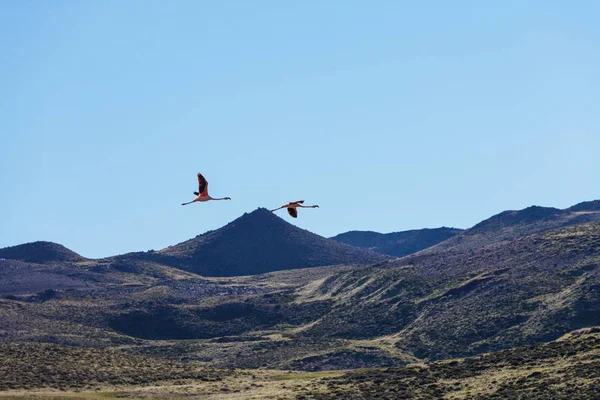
xmin=181 ymin=173 xmax=231 ymax=206
xmin=271 ymin=200 xmax=319 ymax=218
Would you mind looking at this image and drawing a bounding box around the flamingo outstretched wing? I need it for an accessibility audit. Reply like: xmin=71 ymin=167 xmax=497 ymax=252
xmin=287 ymin=207 xmax=298 ymax=218
xmin=196 ymin=173 xmax=209 ymax=196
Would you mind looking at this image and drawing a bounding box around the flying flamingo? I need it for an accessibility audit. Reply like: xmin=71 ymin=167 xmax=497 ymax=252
xmin=270 ymin=200 xmax=319 ymax=218
xmin=181 ymin=173 xmax=231 ymax=206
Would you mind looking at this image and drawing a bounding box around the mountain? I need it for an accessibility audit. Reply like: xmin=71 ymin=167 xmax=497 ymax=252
xmin=152 ymin=208 xmax=388 ymax=276
xmin=423 ymin=203 xmax=600 ymax=253
xmin=331 ymin=227 xmax=463 ymax=257
xmin=0 ymin=241 xmax=85 ymax=263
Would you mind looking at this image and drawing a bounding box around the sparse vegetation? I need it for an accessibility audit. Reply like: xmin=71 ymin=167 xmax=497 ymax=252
xmin=0 ymin=343 xmax=223 ymax=391
xmin=1 ymin=329 xmax=599 ymax=399
xmin=300 ymin=328 xmax=600 ymax=399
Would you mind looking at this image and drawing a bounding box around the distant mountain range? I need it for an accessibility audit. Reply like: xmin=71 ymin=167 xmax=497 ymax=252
xmin=331 ymin=227 xmax=463 ymax=257
xmin=0 ymin=208 xmax=387 ymax=277
xmin=2 ymin=201 xmax=600 ymax=276
xmin=1 ymin=199 xmax=600 ymax=375
xmin=330 ymin=200 xmax=600 ymax=258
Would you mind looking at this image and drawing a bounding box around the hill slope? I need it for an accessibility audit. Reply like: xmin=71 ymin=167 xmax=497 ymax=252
xmin=0 ymin=241 xmax=85 ymax=263
xmin=298 ymin=220 xmax=600 ymax=360
xmin=423 ymin=203 xmax=600 ymax=253
xmin=331 ymin=227 xmax=462 ymax=257
xmin=155 ymin=208 xmax=388 ymax=276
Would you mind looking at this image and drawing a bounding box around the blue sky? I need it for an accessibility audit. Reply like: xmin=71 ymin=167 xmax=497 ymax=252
xmin=1 ymin=1 xmax=599 ymax=258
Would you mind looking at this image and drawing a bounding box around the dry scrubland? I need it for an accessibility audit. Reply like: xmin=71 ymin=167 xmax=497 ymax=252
xmin=1 ymin=203 xmax=600 ymax=399
xmin=0 ymin=328 xmax=599 ymax=399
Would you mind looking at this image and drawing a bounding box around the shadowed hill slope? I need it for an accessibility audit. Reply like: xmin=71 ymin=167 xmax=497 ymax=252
xmin=154 ymin=208 xmax=388 ymax=276
xmin=0 ymin=241 xmax=85 ymax=263
xmin=331 ymin=227 xmax=463 ymax=257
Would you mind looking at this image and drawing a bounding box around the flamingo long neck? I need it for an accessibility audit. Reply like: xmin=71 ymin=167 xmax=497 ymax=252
xmin=298 ymin=205 xmax=318 ymax=208
xmin=210 ymin=196 xmax=229 ymax=200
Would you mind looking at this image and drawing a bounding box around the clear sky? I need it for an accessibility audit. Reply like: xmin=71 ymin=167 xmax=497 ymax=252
xmin=1 ymin=1 xmax=599 ymax=258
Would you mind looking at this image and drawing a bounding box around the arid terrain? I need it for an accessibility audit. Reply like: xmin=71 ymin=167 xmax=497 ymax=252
xmin=1 ymin=201 xmax=600 ymax=399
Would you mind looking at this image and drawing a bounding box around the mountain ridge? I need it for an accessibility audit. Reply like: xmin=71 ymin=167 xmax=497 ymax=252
xmin=331 ymin=227 xmax=463 ymax=257
xmin=3 ymin=199 xmax=599 ymax=275
xmin=420 ymin=201 xmax=600 ymax=254
xmin=569 ymin=199 xmax=600 ymax=212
